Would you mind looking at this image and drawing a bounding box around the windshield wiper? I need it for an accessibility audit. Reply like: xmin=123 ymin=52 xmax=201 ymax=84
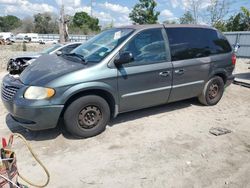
xmin=62 ymin=53 xmax=86 ymax=63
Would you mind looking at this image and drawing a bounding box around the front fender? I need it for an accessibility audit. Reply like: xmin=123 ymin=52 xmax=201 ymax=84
xmin=60 ymin=81 xmax=118 ymax=104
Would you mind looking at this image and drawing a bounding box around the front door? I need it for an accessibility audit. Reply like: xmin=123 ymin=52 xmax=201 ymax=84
xmin=117 ymin=28 xmax=173 ymax=112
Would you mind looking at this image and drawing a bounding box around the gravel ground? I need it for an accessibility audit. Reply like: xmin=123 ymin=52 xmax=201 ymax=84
xmin=0 ymin=47 xmax=250 ymax=188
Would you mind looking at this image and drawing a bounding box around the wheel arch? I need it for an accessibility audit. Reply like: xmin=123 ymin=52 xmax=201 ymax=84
xmin=61 ymin=89 xmax=118 ymax=119
xmin=209 ymin=70 xmax=227 ymax=84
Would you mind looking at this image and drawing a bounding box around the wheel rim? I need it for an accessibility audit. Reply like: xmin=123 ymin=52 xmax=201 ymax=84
xmin=78 ymin=105 xmax=102 ymax=129
xmin=208 ymin=83 xmax=219 ymax=99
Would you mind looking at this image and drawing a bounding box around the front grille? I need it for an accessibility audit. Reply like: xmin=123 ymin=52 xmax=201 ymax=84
xmin=1 ymin=84 xmax=20 ymax=101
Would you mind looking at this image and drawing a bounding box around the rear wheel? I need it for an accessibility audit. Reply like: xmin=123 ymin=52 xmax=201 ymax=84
xmin=198 ymin=76 xmax=224 ymax=106
xmin=64 ymin=95 xmax=110 ymax=138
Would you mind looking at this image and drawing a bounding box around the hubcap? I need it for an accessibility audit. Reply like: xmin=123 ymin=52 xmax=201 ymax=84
xmin=78 ymin=105 xmax=102 ymax=129
xmin=208 ymin=83 xmax=219 ymax=99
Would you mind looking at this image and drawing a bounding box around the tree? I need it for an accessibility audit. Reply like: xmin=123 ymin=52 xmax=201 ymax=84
xmin=226 ymin=14 xmax=243 ymax=31
xmin=34 ymin=13 xmax=58 ymax=34
xmin=71 ymin=12 xmax=100 ymax=34
xmin=129 ymin=0 xmax=160 ymax=24
xmin=34 ymin=13 xmax=52 ymax=33
xmin=0 ymin=15 xmax=21 ymax=32
xmin=226 ymin=7 xmax=250 ymax=31
xmin=20 ymin=17 xmax=34 ymax=33
xmin=213 ymin=21 xmax=227 ymax=31
xmin=206 ymin=0 xmax=229 ymax=27
xmin=179 ymin=11 xmax=195 ymax=24
xmin=183 ymin=0 xmax=200 ymax=24
xmin=163 ymin=20 xmax=177 ymax=24
xmin=102 ymin=20 xmax=114 ymax=30
xmin=241 ymin=7 xmax=250 ymax=30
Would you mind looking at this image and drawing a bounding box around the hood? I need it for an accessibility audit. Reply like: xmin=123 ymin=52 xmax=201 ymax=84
xmin=13 ymin=52 xmax=41 ymax=59
xmin=20 ymin=54 xmax=93 ymax=86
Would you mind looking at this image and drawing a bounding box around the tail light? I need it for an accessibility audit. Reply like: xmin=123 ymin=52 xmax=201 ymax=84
xmin=232 ymin=54 xmax=236 ymax=65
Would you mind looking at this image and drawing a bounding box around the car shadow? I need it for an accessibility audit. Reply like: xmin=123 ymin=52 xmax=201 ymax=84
xmin=109 ymin=98 xmax=201 ymax=127
xmin=5 ymin=115 xmax=71 ymax=141
xmin=234 ymin=72 xmax=250 ymax=81
xmin=5 ymin=98 xmax=201 ymax=141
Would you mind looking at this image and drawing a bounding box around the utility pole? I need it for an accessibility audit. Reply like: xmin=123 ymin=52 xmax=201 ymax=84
xmin=59 ymin=3 xmax=69 ymax=43
xmin=90 ymin=0 xmax=93 ymax=17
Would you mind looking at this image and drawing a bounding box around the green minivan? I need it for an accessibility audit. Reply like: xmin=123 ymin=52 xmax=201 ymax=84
xmin=1 ymin=24 xmax=235 ymax=138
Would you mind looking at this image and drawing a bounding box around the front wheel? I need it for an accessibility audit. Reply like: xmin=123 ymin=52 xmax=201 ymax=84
xmin=64 ymin=95 xmax=110 ymax=138
xmin=198 ymin=76 xmax=224 ymax=106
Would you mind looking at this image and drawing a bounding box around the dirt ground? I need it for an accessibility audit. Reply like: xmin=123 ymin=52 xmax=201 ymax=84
xmin=0 ymin=47 xmax=250 ymax=188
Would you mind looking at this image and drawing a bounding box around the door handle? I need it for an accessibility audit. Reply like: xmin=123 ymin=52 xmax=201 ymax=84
xmin=175 ymin=69 xmax=185 ymax=75
xmin=159 ymin=71 xmax=170 ymax=77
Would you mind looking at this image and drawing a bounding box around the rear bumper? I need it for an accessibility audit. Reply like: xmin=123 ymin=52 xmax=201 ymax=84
xmin=3 ymin=99 xmax=64 ymax=130
xmin=225 ymin=75 xmax=235 ymax=87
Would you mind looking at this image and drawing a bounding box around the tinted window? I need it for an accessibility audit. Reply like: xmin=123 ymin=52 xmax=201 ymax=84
xmin=166 ymin=28 xmax=232 ymax=61
xmin=209 ymin=31 xmax=232 ymax=54
xmin=121 ymin=29 xmax=167 ymax=66
xmin=60 ymin=44 xmax=81 ymax=54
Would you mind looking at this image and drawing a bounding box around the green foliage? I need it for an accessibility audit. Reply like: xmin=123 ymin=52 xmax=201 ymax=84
xmin=34 ymin=13 xmax=58 ymax=34
xmin=129 ymin=0 xmax=160 ymax=24
xmin=70 ymin=12 xmax=100 ymax=34
xmin=0 ymin=15 xmax=21 ymax=32
xmin=102 ymin=20 xmax=114 ymax=31
xmin=20 ymin=17 xmax=35 ymax=33
xmin=240 ymin=6 xmax=250 ymax=30
xmin=179 ymin=11 xmax=195 ymax=24
xmin=163 ymin=20 xmax=178 ymax=24
xmin=225 ymin=7 xmax=250 ymax=31
xmin=213 ymin=21 xmax=227 ymax=32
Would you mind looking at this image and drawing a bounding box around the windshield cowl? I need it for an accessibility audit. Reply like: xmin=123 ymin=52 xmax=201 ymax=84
xmin=61 ymin=53 xmax=86 ymax=64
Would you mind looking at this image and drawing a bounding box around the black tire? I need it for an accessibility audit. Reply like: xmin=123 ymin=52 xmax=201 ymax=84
xmin=64 ymin=95 xmax=110 ymax=138
xmin=198 ymin=76 xmax=224 ymax=106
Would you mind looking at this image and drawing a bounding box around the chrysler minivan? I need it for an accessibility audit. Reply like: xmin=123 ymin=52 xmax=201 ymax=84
xmin=1 ymin=24 xmax=235 ymax=138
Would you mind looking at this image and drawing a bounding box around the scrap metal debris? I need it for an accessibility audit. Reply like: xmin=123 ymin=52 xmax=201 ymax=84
xmin=233 ymin=80 xmax=250 ymax=88
xmin=209 ymin=127 xmax=232 ymax=136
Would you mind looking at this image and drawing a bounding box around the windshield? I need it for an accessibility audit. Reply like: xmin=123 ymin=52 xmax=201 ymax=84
xmin=71 ymin=28 xmax=134 ymax=63
xmin=41 ymin=44 xmax=62 ymax=54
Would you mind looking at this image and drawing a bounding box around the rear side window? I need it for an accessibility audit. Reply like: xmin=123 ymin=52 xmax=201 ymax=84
xmin=209 ymin=31 xmax=232 ymax=54
xmin=166 ymin=28 xmax=232 ymax=61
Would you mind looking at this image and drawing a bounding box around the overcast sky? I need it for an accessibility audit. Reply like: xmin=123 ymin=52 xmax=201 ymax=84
xmin=0 ymin=0 xmax=249 ymax=26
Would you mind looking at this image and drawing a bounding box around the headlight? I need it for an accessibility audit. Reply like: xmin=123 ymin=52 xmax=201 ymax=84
xmin=24 ymin=86 xmax=55 ymax=100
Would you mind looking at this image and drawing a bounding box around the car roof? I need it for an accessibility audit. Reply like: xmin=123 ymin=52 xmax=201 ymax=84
xmin=115 ymin=24 xmax=216 ymax=30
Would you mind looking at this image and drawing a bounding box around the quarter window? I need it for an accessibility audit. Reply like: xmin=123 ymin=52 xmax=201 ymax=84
xmin=166 ymin=28 xmax=232 ymax=61
xmin=121 ymin=29 xmax=168 ymax=66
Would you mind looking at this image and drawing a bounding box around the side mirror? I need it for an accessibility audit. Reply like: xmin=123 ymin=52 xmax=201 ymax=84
xmin=114 ymin=51 xmax=133 ymax=66
xmin=56 ymin=51 xmax=62 ymax=56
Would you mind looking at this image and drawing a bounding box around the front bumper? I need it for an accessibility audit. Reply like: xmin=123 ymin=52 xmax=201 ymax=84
xmin=1 ymin=75 xmax=64 ymax=130
xmin=3 ymin=99 xmax=63 ymax=130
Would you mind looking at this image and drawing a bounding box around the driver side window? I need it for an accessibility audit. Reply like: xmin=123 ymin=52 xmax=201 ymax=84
xmin=121 ymin=28 xmax=168 ymax=66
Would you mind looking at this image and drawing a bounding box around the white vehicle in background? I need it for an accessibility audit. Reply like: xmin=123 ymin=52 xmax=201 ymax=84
xmin=39 ymin=39 xmax=58 ymax=44
xmin=14 ymin=33 xmax=40 ymax=43
xmin=27 ymin=33 xmax=40 ymax=43
xmin=0 ymin=32 xmax=14 ymax=42
xmin=7 ymin=42 xmax=82 ymax=75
